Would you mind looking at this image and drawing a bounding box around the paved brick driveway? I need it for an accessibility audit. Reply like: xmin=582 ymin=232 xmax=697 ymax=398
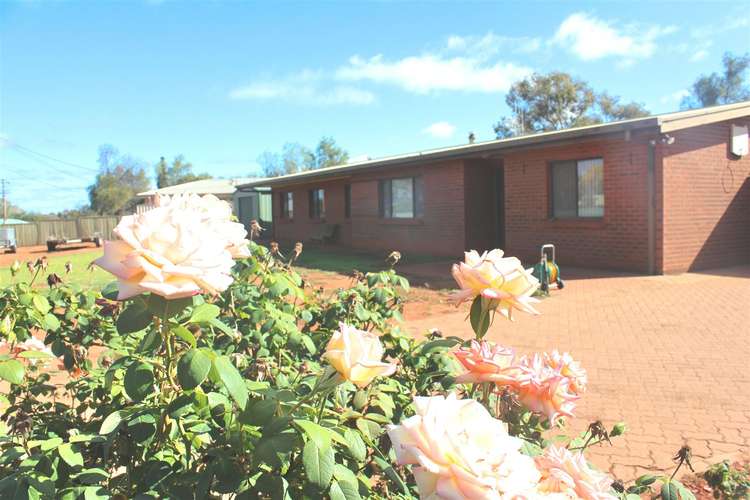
xmin=405 ymin=266 xmax=750 ymax=481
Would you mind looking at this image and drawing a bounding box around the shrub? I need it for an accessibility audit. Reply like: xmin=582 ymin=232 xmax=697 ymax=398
xmin=0 ymin=197 xmax=701 ymax=499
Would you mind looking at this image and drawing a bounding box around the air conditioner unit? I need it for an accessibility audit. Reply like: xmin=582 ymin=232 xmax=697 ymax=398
xmin=730 ymin=124 xmax=748 ymax=156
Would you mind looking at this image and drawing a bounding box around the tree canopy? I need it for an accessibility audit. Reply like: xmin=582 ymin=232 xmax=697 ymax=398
xmin=258 ymin=137 xmax=349 ymax=177
xmin=88 ymin=145 xmax=151 ymax=215
xmin=681 ymin=52 xmax=750 ymax=109
xmin=493 ymin=71 xmax=649 ymax=138
xmin=155 ymin=155 xmax=211 ymax=188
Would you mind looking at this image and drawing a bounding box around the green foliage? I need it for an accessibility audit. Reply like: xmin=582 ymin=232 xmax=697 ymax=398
xmin=0 ymin=240 xmax=673 ymax=498
xmin=88 ymin=144 xmax=151 ymax=215
xmin=154 ymin=155 xmax=211 ymax=189
xmin=0 ymin=241 xmax=456 ymax=498
xmin=258 ymin=137 xmax=349 ymax=177
xmin=703 ymin=460 xmax=750 ymax=499
xmin=493 ymin=71 xmax=649 ymax=138
xmin=682 ymin=52 xmax=750 ymax=109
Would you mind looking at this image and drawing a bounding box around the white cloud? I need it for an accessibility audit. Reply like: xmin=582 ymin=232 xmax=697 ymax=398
xmin=689 ymin=49 xmax=709 ymax=62
xmin=336 ymin=54 xmax=531 ymax=94
xmin=0 ymin=133 xmax=10 ymax=148
xmin=445 ymin=32 xmax=541 ymax=57
xmin=423 ymin=121 xmax=456 ymax=139
xmin=660 ymin=89 xmax=689 ymax=104
xmin=229 ymin=71 xmax=375 ymax=106
xmin=553 ymin=12 xmax=676 ymax=63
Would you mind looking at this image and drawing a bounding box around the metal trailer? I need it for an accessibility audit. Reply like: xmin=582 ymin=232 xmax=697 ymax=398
xmin=0 ymin=227 xmax=17 ymax=254
xmin=46 ymin=234 xmax=102 ymax=252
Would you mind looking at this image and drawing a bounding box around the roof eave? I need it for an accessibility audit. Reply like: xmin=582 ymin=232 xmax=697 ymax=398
xmin=237 ymin=117 xmax=660 ymax=189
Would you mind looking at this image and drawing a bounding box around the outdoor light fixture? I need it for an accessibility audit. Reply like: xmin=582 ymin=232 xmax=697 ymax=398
xmin=649 ymin=134 xmax=676 ymax=146
xmin=660 ymin=134 xmax=675 ymax=145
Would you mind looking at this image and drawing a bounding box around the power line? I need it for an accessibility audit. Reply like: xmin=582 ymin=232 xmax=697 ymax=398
xmin=7 ymin=147 xmax=99 ymax=181
xmin=1 ymin=171 xmax=89 ymax=191
xmin=9 ymin=143 xmax=100 ymax=173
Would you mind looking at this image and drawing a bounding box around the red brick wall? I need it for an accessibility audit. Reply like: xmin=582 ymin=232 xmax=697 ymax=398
xmin=661 ymin=119 xmax=750 ymax=273
xmin=502 ymin=132 xmax=655 ymax=272
xmin=273 ymin=179 xmax=352 ymax=246
xmin=273 ymin=160 xmax=467 ymax=257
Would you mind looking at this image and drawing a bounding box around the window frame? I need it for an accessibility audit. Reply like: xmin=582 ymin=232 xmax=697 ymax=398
xmin=549 ymin=157 xmax=604 ymax=219
xmin=308 ymin=188 xmax=325 ymax=219
xmin=378 ymin=176 xmax=424 ymax=220
xmin=279 ymin=191 xmax=294 ymax=220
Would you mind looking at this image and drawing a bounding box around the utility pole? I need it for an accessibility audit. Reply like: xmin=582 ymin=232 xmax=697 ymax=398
xmin=1 ymin=179 xmax=7 ymax=223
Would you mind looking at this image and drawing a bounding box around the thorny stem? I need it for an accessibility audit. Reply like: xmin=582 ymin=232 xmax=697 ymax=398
xmin=370 ymin=441 xmax=414 ymax=498
xmin=29 ymin=266 xmax=42 ymax=287
xmin=159 ymin=312 xmax=179 ymax=393
xmin=569 ymin=436 xmax=609 ymax=451
xmin=315 ymin=391 xmax=329 ymax=423
xmin=481 ymin=382 xmax=491 ymax=407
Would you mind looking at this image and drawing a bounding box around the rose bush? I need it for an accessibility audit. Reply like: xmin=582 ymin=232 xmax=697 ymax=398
xmin=0 ymin=195 xmax=699 ymax=499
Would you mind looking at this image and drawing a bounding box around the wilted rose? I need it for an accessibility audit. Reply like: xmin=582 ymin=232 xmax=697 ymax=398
xmin=535 ymin=445 xmax=617 ymax=499
xmin=454 ymin=340 xmax=517 ymax=385
xmin=322 ymin=323 xmax=397 ymax=388
xmin=47 ymin=273 xmax=63 ymax=288
xmin=249 ymin=219 xmax=263 ymax=240
xmin=450 ymin=249 xmax=539 ymax=319
xmin=95 ymin=194 xmax=249 ymax=300
xmin=387 ymin=394 xmax=541 ymax=498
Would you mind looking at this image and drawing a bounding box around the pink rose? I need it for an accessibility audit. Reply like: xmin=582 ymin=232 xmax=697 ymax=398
xmin=535 ymin=445 xmax=617 ymax=500
xmin=511 ymin=354 xmax=580 ymax=424
xmin=450 ymin=249 xmax=540 ymax=320
xmin=544 ymin=350 xmax=587 ymax=395
xmin=95 ymin=194 xmax=248 ymax=299
xmin=454 ymin=340 xmax=518 ymax=385
xmin=322 ymin=323 xmax=397 ymax=388
xmin=387 ymin=394 xmax=541 ymax=499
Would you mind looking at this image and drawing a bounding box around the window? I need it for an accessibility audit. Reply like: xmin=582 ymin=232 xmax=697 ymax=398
xmin=551 ymin=158 xmax=604 ymax=218
xmin=344 ymin=184 xmax=351 ymax=218
xmin=379 ymin=176 xmax=424 ymax=219
xmin=309 ymin=188 xmax=325 ymax=219
xmin=280 ymin=192 xmax=293 ymax=219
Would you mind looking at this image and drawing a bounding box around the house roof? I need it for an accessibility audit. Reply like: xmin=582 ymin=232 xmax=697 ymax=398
xmin=238 ymin=100 xmax=750 ymax=189
xmin=137 ymin=177 xmax=263 ymax=198
xmin=0 ymin=218 xmax=30 ymax=225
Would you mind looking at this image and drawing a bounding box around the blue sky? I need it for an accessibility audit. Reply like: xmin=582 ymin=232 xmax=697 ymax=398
xmin=1 ymin=1 xmax=749 ymax=213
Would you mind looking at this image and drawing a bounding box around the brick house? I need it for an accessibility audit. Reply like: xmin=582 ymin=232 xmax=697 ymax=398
xmin=238 ymin=102 xmax=750 ymax=274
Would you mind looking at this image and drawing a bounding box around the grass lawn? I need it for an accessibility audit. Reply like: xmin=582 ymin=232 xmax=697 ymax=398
xmin=0 ymin=251 xmax=111 ymax=291
xmin=293 ymin=245 xmax=445 ymax=275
